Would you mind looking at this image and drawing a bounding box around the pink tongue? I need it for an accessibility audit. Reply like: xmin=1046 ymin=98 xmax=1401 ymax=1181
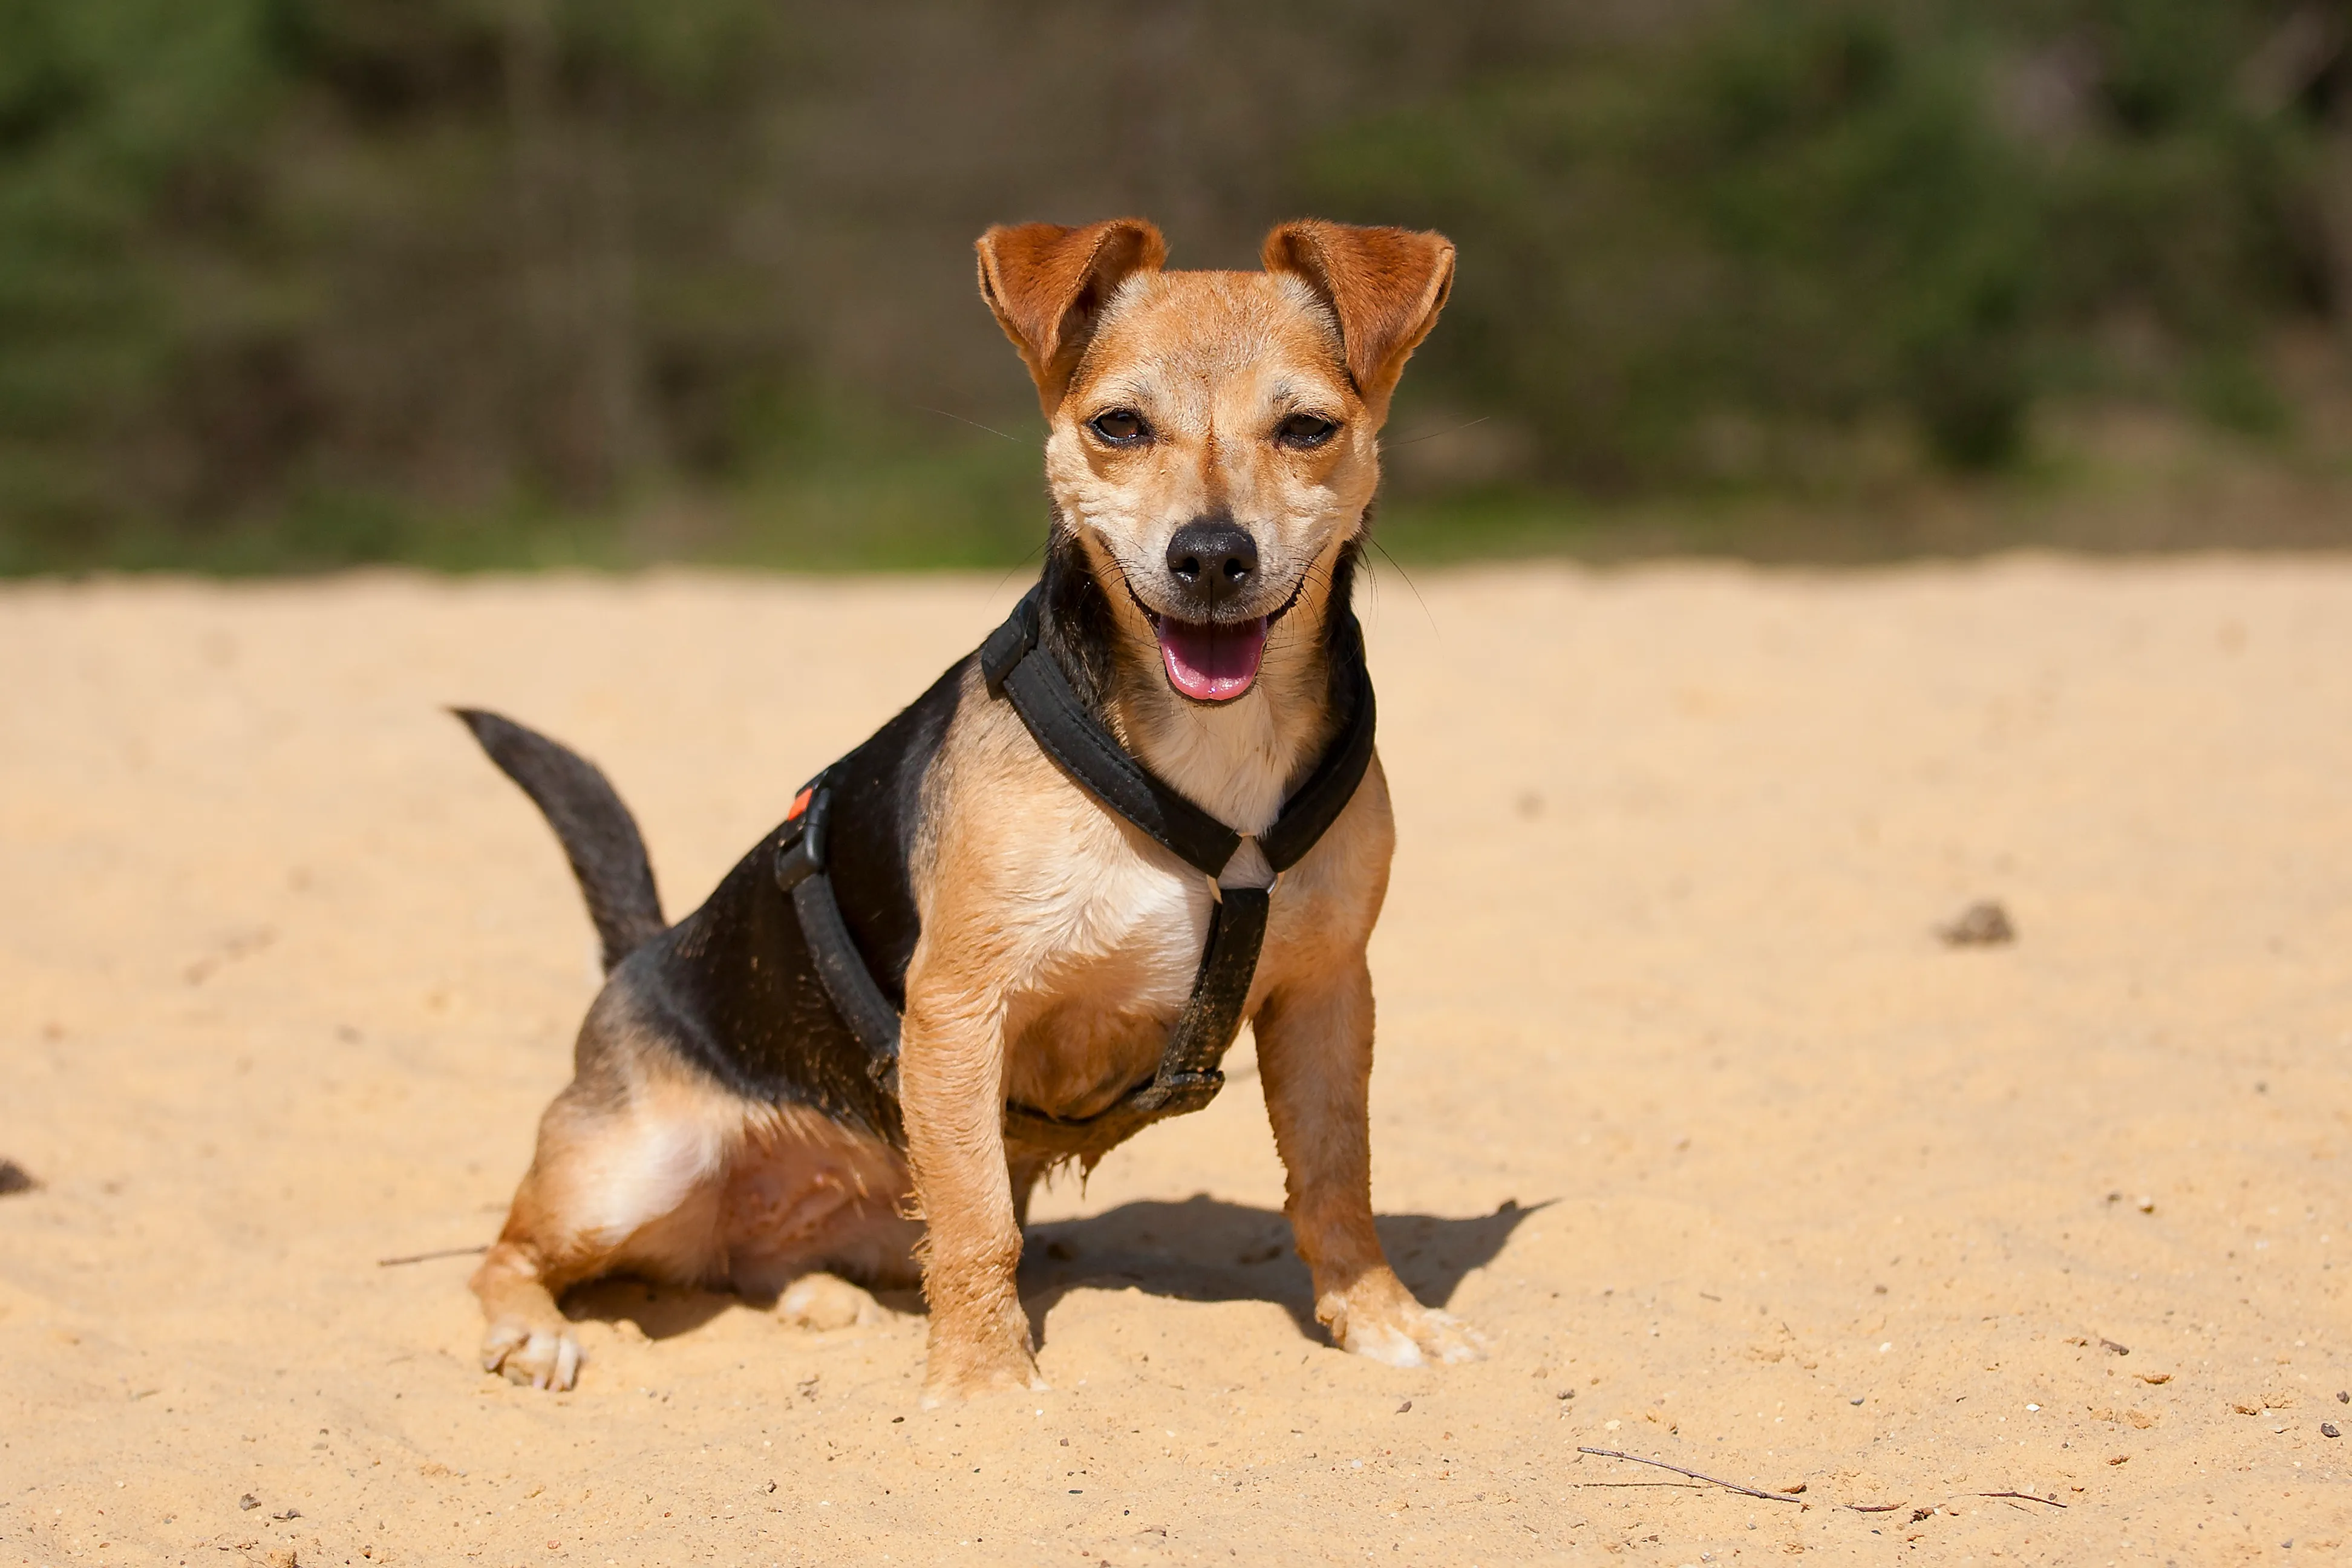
xmin=1155 ymin=616 xmax=1269 ymax=702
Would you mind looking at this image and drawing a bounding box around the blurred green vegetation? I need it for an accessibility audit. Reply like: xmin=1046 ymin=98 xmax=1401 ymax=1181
xmin=2 ymin=0 xmax=2350 ymax=575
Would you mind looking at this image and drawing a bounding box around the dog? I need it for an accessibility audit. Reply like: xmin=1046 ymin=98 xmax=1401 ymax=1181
xmin=457 ymin=217 xmax=1475 ymax=1402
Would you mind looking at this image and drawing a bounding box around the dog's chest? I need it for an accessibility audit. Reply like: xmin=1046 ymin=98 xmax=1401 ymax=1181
xmin=1000 ymin=848 xmax=1220 ymax=1117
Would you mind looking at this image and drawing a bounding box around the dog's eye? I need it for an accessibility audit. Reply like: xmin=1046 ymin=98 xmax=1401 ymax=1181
xmin=1087 ymin=409 xmax=1149 ymax=446
xmin=1275 ymin=413 xmax=1339 ymax=449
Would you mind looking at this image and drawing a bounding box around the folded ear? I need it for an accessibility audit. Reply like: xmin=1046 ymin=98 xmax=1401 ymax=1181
xmin=975 ymin=218 xmax=1168 ymax=411
xmin=1260 ymin=220 xmax=1455 ymax=410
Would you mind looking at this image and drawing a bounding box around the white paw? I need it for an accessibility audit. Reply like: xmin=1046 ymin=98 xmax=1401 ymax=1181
xmin=1403 ymin=1307 xmax=1485 ymax=1365
xmin=1341 ymin=1319 xmax=1427 ymax=1368
xmin=483 ymin=1321 xmax=582 ymax=1390
xmin=777 ymin=1273 xmax=886 ymax=1332
xmin=1329 ymin=1295 xmax=1485 ymax=1368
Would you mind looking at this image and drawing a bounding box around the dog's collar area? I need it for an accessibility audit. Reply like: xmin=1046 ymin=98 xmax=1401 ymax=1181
xmin=781 ymin=579 xmax=1376 ymax=1164
xmin=980 ymin=581 xmax=1374 ymax=878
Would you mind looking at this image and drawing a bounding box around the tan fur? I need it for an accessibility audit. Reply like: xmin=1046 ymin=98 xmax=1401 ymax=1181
xmin=901 ymin=220 xmax=1474 ymax=1399
xmin=472 ymin=990 xmax=918 ymax=1389
xmin=472 ymin=217 xmax=1471 ymax=1401
xmin=1261 ymin=220 xmax=1456 ymax=407
xmin=975 ymin=219 xmax=1169 ymax=410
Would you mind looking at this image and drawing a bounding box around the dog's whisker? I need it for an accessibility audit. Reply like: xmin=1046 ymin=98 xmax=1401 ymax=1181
xmin=912 ymin=403 xmax=1025 ymax=443
xmin=988 ymin=540 xmax=1048 ymax=605
xmin=1388 ymin=414 xmax=1491 ymax=448
xmin=1366 ymin=535 xmax=1440 ymax=642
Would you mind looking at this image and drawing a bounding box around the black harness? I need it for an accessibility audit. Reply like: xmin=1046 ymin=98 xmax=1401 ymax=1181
xmin=771 ymin=583 xmax=1377 ymax=1160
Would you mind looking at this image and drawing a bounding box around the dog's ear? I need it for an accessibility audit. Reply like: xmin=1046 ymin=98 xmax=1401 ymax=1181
xmin=1261 ymin=220 xmax=1455 ymax=410
xmin=976 ymin=219 xmax=1168 ymax=411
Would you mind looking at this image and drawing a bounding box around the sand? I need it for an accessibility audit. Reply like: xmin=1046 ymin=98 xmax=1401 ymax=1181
xmin=3 ymin=557 xmax=2348 ymax=1566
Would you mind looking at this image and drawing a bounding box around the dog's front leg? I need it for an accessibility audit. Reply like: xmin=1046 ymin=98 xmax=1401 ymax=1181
xmin=898 ymin=993 xmax=1043 ymax=1404
xmin=1256 ymin=958 xmax=1481 ymax=1367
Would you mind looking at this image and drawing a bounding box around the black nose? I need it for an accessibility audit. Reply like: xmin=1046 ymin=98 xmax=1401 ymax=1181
xmin=1165 ymin=520 xmax=1259 ymax=600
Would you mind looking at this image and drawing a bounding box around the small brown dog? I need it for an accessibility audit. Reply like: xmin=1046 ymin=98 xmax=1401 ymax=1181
xmin=456 ymin=217 xmax=1475 ymax=1402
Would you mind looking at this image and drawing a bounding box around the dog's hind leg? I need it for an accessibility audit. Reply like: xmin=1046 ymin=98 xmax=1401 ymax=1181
xmin=472 ymin=1065 xmax=739 ymax=1390
xmin=720 ymin=1106 xmax=921 ymax=1332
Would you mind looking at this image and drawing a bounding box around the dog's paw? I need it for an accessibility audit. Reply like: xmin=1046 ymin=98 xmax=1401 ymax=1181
xmin=1319 ymin=1272 xmax=1485 ymax=1369
xmin=1341 ymin=1304 xmax=1483 ymax=1368
xmin=918 ymin=1361 xmax=1049 ymax=1409
xmin=777 ymin=1273 xmax=886 ymax=1332
xmin=482 ymin=1319 xmax=582 ymax=1390
xmin=918 ymin=1336 xmax=1048 ymax=1408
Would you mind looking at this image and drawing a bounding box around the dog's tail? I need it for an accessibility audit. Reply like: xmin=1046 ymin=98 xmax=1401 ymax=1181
xmin=452 ymin=708 xmax=666 ymax=973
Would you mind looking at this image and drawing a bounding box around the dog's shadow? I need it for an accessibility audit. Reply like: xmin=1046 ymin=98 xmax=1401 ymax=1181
xmin=566 ymin=1276 xmax=741 ymax=1341
xmin=563 ymin=1194 xmax=1543 ymax=1347
xmin=1019 ymin=1194 xmax=1544 ymax=1347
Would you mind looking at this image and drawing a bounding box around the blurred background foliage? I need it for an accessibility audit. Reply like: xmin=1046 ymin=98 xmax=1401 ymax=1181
xmin=3 ymin=0 xmax=2351 ymax=573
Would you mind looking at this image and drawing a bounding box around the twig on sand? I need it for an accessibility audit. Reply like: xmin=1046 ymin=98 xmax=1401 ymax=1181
xmin=1576 ymin=1448 xmax=1802 ymax=1504
xmin=1978 ymin=1491 xmax=2066 ymax=1508
xmin=377 ymin=1244 xmax=489 ymax=1267
xmin=1843 ymin=1503 xmax=1905 ymax=1513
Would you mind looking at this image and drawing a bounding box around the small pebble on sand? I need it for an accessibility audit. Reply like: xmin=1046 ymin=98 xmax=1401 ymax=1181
xmin=1939 ymin=901 xmax=2015 ymax=947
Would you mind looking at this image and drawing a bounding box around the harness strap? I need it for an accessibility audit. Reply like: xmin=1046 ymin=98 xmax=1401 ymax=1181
xmin=978 ymin=590 xmax=1241 ymax=876
xmin=773 ymin=782 xmax=902 ymax=1091
xmin=978 ymin=584 xmax=1376 ymax=876
xmin=1258 ymin=651 xmax=1377 ymax=874
xmin=782 ymin=581 xmax=1376 ymax=1160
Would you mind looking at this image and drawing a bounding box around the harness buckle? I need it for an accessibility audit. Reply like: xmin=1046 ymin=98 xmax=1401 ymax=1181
xmin=773 ymin=779 xmax=829 ymax=892
xmin=774 ymin=832 xmax=820 ymax=892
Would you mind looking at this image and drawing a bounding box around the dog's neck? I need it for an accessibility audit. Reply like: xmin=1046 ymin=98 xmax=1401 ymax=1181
xmin=1039 ymin=531 xmax=1361 ymax=846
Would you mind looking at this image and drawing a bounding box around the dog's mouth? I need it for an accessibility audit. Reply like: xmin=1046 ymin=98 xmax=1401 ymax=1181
xmin=1123 ymin=573 xmax=1306 ymax=704
xmin=1114 ymin=571 xmax=1317 ymax=705
xmin=1149 ymin=614 xmax=1269 ymax=703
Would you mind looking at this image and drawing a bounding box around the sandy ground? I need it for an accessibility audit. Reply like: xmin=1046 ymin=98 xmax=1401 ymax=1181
xmin=4 ymin=558 xmax=2350 ymax=1567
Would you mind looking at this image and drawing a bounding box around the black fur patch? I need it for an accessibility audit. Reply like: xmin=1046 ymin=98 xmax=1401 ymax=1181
xmin=619 ymin=657 xmax=968 ymax=1145
xmin=509 ymin=525 xmax=1363 ymax=1150
xmin=1040 ymin=517 xmax=1119 ymax=708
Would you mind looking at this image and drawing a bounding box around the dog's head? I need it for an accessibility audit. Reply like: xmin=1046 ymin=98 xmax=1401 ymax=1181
xmin=977 ymin=218 xmax=1453 ymax=704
